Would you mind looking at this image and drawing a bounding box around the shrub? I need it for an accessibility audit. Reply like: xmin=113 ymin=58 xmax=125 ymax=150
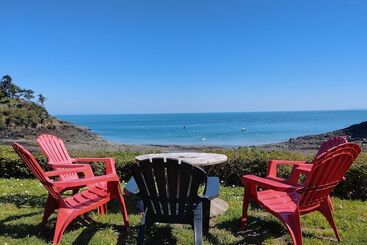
xmin=1 ymin=145 xmax=366 ymax=200
xmin=334 ymin=154 xmax=367 ymax=200
xmin=0 ymin=145 xmax=48 ymax=178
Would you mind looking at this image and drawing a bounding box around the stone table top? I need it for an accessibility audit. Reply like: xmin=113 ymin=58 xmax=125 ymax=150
xmin=135 ymin=152 xmax=228 ymax=167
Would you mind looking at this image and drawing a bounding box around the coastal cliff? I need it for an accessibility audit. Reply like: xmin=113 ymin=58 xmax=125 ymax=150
xmin=261 ymin=120 xmax=367 ymax=151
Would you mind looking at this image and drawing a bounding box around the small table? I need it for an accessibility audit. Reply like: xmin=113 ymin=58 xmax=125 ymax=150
xmin=135 ymin=152 xmax=229 ymax=217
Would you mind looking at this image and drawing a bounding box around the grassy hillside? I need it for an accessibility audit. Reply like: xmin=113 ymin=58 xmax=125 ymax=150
xmin=0 ymin=98 xmax=54 ymax=136
xmin=0 ymin=75 xmax=53 ymax=137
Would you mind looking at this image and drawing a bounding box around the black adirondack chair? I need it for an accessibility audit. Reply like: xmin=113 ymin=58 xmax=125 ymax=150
xmin=124 ymin=158 xmax=220 ymax=245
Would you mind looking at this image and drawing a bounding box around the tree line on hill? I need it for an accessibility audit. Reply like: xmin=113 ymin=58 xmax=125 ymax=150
xmin=1 ymin=75 xmax=46 ymax=105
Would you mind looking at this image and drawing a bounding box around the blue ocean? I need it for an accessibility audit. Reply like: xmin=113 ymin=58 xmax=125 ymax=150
xmin=58 ymin=110 xmax=367 ymax=146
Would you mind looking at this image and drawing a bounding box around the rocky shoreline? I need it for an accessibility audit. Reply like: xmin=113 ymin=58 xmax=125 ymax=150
xmin=259 ymin=121 xmax=367 ymax=152
xmin=3 ymin=118 xmax=366 ymax=153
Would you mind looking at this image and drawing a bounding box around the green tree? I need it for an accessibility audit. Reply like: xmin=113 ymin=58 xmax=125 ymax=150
xmin=38 ymin=94 xmax=46 ymax=105
xmin=0 ymin=75 xmax=21 ymax=99
xmin=0 ymin=75 xmax=12 ymax=98
xmin=20 ymin=89 xmax=35 ymax=101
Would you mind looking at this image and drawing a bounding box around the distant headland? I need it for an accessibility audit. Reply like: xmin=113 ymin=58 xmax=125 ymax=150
xmin=260 ymin=121 xmax=367 ymax=152
xmin=0 ymin=75 xmax=106 ymax=148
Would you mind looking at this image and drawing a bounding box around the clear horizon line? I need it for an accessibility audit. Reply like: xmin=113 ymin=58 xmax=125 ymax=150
xmin=54 ymin=108 xmax=367 ymax=117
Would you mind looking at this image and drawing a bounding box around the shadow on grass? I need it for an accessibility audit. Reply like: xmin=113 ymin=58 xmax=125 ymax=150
xmin=209 ymin=214 xmax=287 ymax=245
xmin=72 ymin=221 xmax=177 ymax=244
xmin=0 ymin=211 xmax=51 ymax=242
xmin=0 ymin=211 xmax=131 ymax=244
xmin=144 ymin=225 xmax=177 ymax=245
xmin=0 ymin=194 xmax=47 ymax=208
xmin=0 ymin=193 xmax=139 ymax=244
xmin=0 ymin=194 xmax=174 ymax=244
xmin=71 ymin=221 xmax=135 ymax=245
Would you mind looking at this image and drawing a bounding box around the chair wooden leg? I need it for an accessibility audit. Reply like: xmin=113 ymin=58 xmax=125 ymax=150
xmin=327 ymin=195 xmax=335 ymax=212
xmin=53 ymin=209 xmax=73 ymax=245
xmin=202 ymin=199 xmax=210 ymax=231
xmin=114 ymin=184 xmax=130 ymax=229
xmin=193 ymin=202 xmax=203 ymax=245
xmin=137 ymin=209 xmax=148 ymax=245
xmin=97 ymin=204 xmax=107 ymax=215
xmin=242 ymin=182 xmax=257 ymax=228
xmin=41 ymin=195 xmax=58 ymax=225
xmin=319 ymin=199 xmax=341 ymax=241
xmin=282 ymin=213 xmax=303 ymax=245
xmin=241 ymin=194 xmax=251 ymax=228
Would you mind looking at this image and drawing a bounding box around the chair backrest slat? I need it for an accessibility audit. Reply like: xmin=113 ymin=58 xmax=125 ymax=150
xmin=153 ymin=160 xmax=169 ymax=215
xmin=300 ymin=143 xmax=360 ymax=208
xmin=178 ymin=165 xmax=193 ymax=215
xmin=167 ymin=159 xmax=179 ymax=216
xmin=316 ymin=136 xmax=348 ymax=157
xmin=131 ymin=158 xmax=206 ymax=219
xmin=37 ymin=134 xmax=78 ymax=180
xmin=11 ymin=143 xmax=62 ymax=201
xmin=37 ymin=134 xmax=72 ymax=164
xmin=141 ymin=160 xmax=162 ymax=215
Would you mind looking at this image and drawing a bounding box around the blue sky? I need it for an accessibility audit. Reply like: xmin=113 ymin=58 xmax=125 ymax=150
xmin=1 ymin=0 xmax=366 ymax=115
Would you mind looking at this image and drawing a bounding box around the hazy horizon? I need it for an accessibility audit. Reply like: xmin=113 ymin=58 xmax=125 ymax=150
xmin=55 ymin=108 xmax=367 ymax=117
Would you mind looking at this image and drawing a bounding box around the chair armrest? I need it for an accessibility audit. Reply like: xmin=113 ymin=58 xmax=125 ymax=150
xmin=52 ymin=174 xmax=119 ymax=189
xmin=45 ymin=165 xmax=93 ymax=178
xmin=267 ymin=160 xmax=307 ymax=178
xmin=287 ymin=164 xmax=312 ymax=185
xmin=242 ymin=175 xmax=299 ymax=192
xmin=72 ymin=157 xmax=117 ymax=175
xmin=50 ymin=163 xmax=91 ymax=169
xmin=202 ymin=177 xmax=219 ymax=200
xmin=124 ymin=177 xmax=139 ymax=195
xmin=72 ymin=157 xmax=112 ymax=162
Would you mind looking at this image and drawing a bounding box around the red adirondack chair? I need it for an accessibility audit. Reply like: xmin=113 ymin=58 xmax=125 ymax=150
xmin=241 ymin=143 xmax=361 ymax=245
xmin=37 ymin=134 xmax=113 ymax=214
xmin=266 ymin=136 xmax=348 ymax=185
xmin=12 ymin=143 xmax=130 ymax=245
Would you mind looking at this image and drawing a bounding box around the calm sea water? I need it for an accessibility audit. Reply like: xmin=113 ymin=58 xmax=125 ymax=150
xmin=58 ymin=111 xmax=367 ymax=146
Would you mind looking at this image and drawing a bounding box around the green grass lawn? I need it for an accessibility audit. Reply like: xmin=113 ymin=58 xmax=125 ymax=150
xmin=0 ymin=178 xmax=366 ymax=245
